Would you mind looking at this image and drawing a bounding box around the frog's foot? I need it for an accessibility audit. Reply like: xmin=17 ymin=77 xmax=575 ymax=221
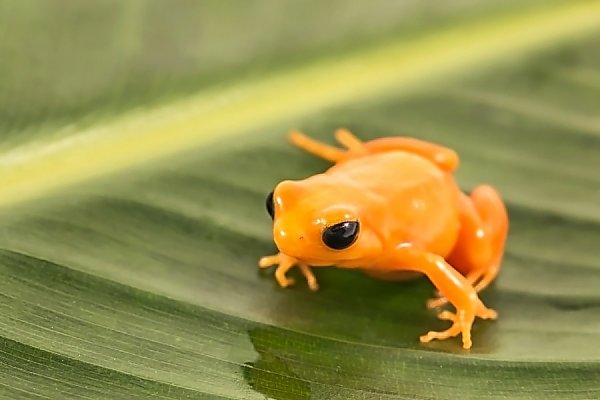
xmin=334 ymin=128 xmax=367 ymax=155
xmin=436 ymin=307 xmax=497 ymax=322
xmin=259 ymin=253 xmax=296 ymax=288
xmin=258 ymin=252 xmax=319 ymax=291
xmin=420 ymin=319 xmax=466 ymax=347
xmin=289 ymin=131 xmax=347 ymax=163
xmin=421 ymin=303 xmax=497 ymax=349
xmin=289 ymin=129 xmax=367 ymax=163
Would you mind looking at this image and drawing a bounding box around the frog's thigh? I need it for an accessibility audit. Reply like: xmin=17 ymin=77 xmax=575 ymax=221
xmin=448 ymin=185 xmax=508 ymax=291
xmin=363 ymin=137 xmax=459 ymax=172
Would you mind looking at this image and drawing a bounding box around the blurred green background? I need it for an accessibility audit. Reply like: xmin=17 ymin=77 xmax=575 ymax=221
xmin=0 ymin=1 xmax=599 ymax=399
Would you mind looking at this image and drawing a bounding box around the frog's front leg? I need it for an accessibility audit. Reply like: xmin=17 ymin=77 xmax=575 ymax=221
xmin=387 ymin=244 xmax=497 ymax=349
xmin=259 ymin=252 xmax=319 ymax=291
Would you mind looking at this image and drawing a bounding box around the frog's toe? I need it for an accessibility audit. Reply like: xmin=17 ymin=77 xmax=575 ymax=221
xmin=436 ymin=310 xmax=455 ymax=321
xmin=306 ymin=278 xmax=319 ymax=291
xmin=277 ymin=277 xmax=296 ymax=288
xmin=419 ymin=323 xmax=462 ymax=343
xmin=298 ymin=264 xmax=319 ymax=291
xmin=477 ymin=305 xmax=498 ymax=320
xmin=426 ymin=296 xmax=448 ymax=309
xmin=274 ymin=265 xmax=296 ymax=288
xmin=258 ymin=254 xmax=280 ymax=268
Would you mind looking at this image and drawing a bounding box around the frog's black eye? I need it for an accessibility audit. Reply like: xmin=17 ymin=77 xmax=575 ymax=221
xmin=265 ymin=190 xmax=275 ymax=220
xmin=322 ymin=221 xmax=359 ymax=250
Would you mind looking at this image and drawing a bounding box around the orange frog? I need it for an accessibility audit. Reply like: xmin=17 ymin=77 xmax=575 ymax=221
xmin=259 ymin=129 xmax=508 ymax=349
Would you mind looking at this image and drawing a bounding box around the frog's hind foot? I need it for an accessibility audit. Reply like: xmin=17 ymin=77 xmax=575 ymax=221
xmin=289 ymin=129 xmax=366 ymax=163
xmin=333 ymin=128 xmax=367 ymax=155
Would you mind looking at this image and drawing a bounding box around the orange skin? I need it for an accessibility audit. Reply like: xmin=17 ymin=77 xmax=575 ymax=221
xmin=259 ymin=129 xmax=508 ymax=349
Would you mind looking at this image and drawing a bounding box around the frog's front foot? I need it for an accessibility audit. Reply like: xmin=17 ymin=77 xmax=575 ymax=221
xmin=258 ymin=252 xmax=319 ymax=291
xmin=420 ymin=301 xmax=497 ymax=349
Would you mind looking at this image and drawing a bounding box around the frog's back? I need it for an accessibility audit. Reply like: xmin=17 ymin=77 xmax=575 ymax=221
xmin=327 ymin=150 xmax=442 ymax=189
xmin=326 ymin=150 xmax=460 ymax=255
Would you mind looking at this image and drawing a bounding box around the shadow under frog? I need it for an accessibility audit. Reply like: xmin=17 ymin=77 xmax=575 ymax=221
xmin=244 ymin=267 xmax=499 ymax=399
xmin=242 ymin=327 xmax=311 ymax=400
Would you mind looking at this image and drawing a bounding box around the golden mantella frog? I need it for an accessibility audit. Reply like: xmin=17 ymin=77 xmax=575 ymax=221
xmin=259 ymin=129 xmax=508 ymax=349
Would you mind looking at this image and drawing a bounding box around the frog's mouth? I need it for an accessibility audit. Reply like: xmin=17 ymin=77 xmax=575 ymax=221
xmin=301 ymin=256 xmax=365 ymax=268
xmin=292 ymin=256 xmax=337 ymax=267
xmin=278 ymin=248 xmax=364 ymax=268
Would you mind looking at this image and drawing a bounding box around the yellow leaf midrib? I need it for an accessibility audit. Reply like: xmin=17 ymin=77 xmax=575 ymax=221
xmin=1 ymin=1 xmax=600 ymax=211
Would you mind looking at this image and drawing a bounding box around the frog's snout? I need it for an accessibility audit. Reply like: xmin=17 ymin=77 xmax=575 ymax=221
xmin=273 ymin=221 xmax=304 ymax=254
xmin=273 ymin=224 xmax=290 ymax=249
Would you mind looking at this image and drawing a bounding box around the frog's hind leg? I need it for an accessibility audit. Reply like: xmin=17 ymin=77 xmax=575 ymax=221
xmin=289 ymin=130 xmax=460 ymax=171
xmin=428 ymin=185 xmax=508 ymax=308
xmin=363 ymin=137 xmax=459 ymax=172
xmin=467 ymin=186 xmax=509 ymax=293
xmin=289 ymin=129 xmax=368 ymax=163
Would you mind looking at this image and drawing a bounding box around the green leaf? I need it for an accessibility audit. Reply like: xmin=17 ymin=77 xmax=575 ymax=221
xmin=1 ymin=1 xmax=599 ymax=399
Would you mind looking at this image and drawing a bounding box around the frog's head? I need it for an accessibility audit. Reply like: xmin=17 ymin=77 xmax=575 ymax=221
xmin=265 ymin=178 xmax=384 ymax=267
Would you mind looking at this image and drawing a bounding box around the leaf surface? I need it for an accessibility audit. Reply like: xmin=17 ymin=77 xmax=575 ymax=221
xmin=0 ymin=1 xmax=599 ymax=399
